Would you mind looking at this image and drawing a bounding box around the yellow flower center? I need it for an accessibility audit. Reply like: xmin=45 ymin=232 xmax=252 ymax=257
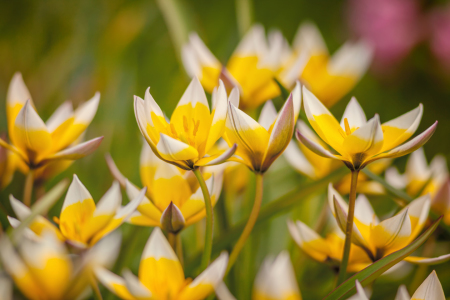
xmin=166 ymin=116 xmax=201 ymax=147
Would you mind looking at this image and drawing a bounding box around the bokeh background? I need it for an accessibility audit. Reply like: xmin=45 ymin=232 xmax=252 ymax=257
xmin=1 ymin=0 xmax=450 ymax=299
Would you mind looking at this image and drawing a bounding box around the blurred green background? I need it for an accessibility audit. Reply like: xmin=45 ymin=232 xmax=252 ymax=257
xmin=1 ymin=0 xmax=450 ymax=299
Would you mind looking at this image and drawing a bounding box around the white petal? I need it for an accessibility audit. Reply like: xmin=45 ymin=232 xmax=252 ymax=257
xmin=293 ymin=21 xmax=328 ymax=54
xmin=122 ymin=269 xmax=153 ymax=298
xmin=94 ymin=181 xmax=122 ymax=217
xmin=141 ymin=227 xmax=178 ymax=261
xmin=340 ymin=97 xmax=367 ymax=130
xmin=328 ymin=41 xmax=373 ymax=77
xmin=46 ymin=101 xmax=74 ymax=132
xmin=188 ymin=252 xmax=228 ymax=287
xmin=73 ymin=92 xmax=100 ymax=125
xmin=258 ymin=101 xmax=278 ymax=131
xmin=7 ymin=72 xmax=32 ymax=106
xmin=62 ymin=174 xmax=93 ymax=210
xmin=283 ymin=141 xmax=316 ymax=178
xmin=177 ymin=77 xmax=209 ymax=110
xmin=394 ymin=285 xmax=410 ymax=300
xmin=411 ymin=271 xmax=445 ymax=300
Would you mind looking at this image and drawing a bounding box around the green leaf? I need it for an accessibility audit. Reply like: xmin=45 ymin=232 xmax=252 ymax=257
xmin=185 ymin=166 xmax=349 ymax=273
xmin=274 ymin=78 xmax=291 ymax=100
xmin=8 ymin=179 xmax=68 ymax=243
xmin=323 ymin=216 xmax=442 ymax=300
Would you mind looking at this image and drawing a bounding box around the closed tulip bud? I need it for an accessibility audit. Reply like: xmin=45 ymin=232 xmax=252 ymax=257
xmin=161 ymin=202 xmax=186 ymax=234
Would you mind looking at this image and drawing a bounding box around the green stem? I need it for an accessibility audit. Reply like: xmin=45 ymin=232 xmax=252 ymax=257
xmin=226 ymin=173 xmax=263 ymax=274
xmin=193 ymin=168 xmax=214 ymax=270
xmin=235 ymin=0 xmax=253 ymax=37
xmin=23 ymin=170 xmax=34 ymax=207
xmin=176 ymin=233 xmax=184 ymax=267
xmin=337 ymin=170 xmax=359 ymax=285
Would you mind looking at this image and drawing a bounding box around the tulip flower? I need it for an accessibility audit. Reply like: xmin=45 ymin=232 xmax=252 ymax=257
xmin=288 ymin=185 xmax=450 ymax=273
xmin=354 ymin=270 xmax=445 ymax=300
xmin=430 ymin=178 xmax=450 ymax=225
xmin=105 ymin=144 xmax=224 ymax=232
xmin=253 ymin=252 xmax=302 ymax=300
xmin=297 ymin=87 xmax=437 ymax=283
xmin=298 ymin=89 xmax=437 ymax=172
xmin=223 ymin=82 xmax=301 ymax=272
xmin=0 ymin=141 xmax=27 ymax=189
xmin=0 ymin=73 xmax=103 ymax=204
xmin=134 ymin=77 xmax=235 ymax=171
xmin=134 ymin=77 xmax=236 ymax=269
xmin=278 ymin=22 xmax=372 ymax=107
xmin=224 ymin=82 xmax=301 ymax=173
xmin=0 ymin=229 xmax=121 ymax=300
xmin=182 ymin=25 xmax=286 ymax=110
xmin=385 ymin=148 xmax=448 ymax=198
xmin=8 ymin=174 xmax=145 ymax=248
xmin=95 ymin=227 xmax=228 ymax=300
xmin=284 ymin=121 xmax=391 ymax=195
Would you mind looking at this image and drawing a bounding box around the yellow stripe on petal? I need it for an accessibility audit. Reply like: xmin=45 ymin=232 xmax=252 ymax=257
xmin=95 ymin=267 xmax=136 ymax=300
xmin=288 ymin=220 xmax=330 ymax=262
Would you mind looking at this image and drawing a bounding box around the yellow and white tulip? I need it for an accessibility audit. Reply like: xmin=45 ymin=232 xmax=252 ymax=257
xmin=182 ymin=25 xmax=286 ymax=110
xmin=288 ymin=185 xmax=450 ymax=272
xmin=279 ymin=22 xmax=372 ymax=107
xmin=8 ymin=174 xmax=145 ymax=248
xmin=0 ymin=73 xmax=103 ymax=182
xmin=95 ymin=227 xmax=228 ymax=300
xmin=106 ymin=143 xmax=224 ymax=231
xmin=284 ymin=120 xmax=391 ymax=195
xmin=297 ymin=88 xmax=437 ymax=171
xmin=224 ymin=82 xmax=301 ymax=173
xmin=134 ymin=77 xmax=236 ymax=170
xmin=0 ymin=229 xmax=121 ymax=300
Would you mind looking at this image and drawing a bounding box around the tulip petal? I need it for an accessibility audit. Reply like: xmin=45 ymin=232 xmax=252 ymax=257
xmin=94 ymin=267 xmax=135 ymax=299
xmin=13 ymin=100 xmax=52 ymax=155
xmin=381 ymin=104 xmax=423 ymax=152
xmin=181 ymin=175 xmax=214 ymax=221
xmin=225 ymin=102 xmax=270 ymax=171
xmin=328 ymin=41 xmax=373 ymax=78
xmin=253 ymin=252 xmax=301 ymax=300
xmin=9 ymin=195 xmax=62 ymax=239
xmin=394 ymin=285 xmax=410 ymax=300
xmin=90 ymin=187 xmax=146 ymax=246
xmin=38 ymin=136 xmax=103 ymax=165
xmin=340 ymin=97 xmax=367 ymax=130
xmin=19 ymin=233 xmax=72 ymax=299
xmin=258 ymin=100 xmax=278 ymax=131
xmin=296 ymin=130 xmax=343 ymax=160
xmin=139 ymin=228 xmax=184 ymax=298
xmin=287 ymin=220 xmax=330 ymax=262
xmin=195 ymin=144 xmax=237 ymax=167
xmin=411 ymin=271 xmax=445 ymax=300
xmin=342 ymin=115 xmax=383 ymax=160
xmin=367 ymin=121 xmax=438 ymax=164
xmin=126 ymin=181 xmax=162 ymax=224
xmin=283 ymin=141 xmax=316 ymax=178
xmin=46 ymin=101 xmax=74 ymax=132
xmin=302 ymin=86 xmax=345 ymax=153
xmin=59 ymin=175 xmax=96 ymax=245
xmin=404 ymin=254 xmax=450 ymax=265
xmin=205 ymin=80 xmax=228 ymax=152
xmin=127 ymin=211 xmax=161 ymax=227
xmin=354 ymin=280 xmax=370 ymax=300
xmin=178 ymin=252 xmax=228 ymax=300
xmin=399 ymin=195 xmax=430 ymax=240
xmin=333 ymin=195 xmax=371 ymax=250
xmin=156 ymin=133 xmax=199 ymax=163
xmin=293 ymin=21 xmax=328 ymax=54
xmin=0 ymin=236 xmax=45 ymax=299
xmin=122 ymin=269 xmax=153 ymax=299
xmin=371 ymin=209 xmax=412 ymax=254
xmin=261 ymin=94 xmax=295 ymax=171
xmin=6 ymin=73 xmax=33 ymax=143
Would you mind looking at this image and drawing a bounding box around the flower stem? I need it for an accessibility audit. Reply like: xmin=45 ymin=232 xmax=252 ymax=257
xmin=23 ymin=170 xmax=34 ymax=207
xmin=168 ymin=232 xmax=184 ymax=266
xmin=226 ymin=173 xmax=263 ymax=274
xmin=235 ymin=0 xmax=253 ymax=37
xmin=336 ymin=170 xmax=359 ymax=285
xmin=193 ymin=168 xmax=214 ymax=270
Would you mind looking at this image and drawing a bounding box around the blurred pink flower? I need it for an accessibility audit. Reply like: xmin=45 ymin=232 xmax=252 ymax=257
xmin=347 ymin=0 xmax=423 ymax=73
xmin=428 ymin=5 xmax=450 ymax=70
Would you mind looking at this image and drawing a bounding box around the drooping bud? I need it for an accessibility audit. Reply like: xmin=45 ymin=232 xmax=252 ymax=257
xmin=160 ymin=202 xmax=185 ymax=234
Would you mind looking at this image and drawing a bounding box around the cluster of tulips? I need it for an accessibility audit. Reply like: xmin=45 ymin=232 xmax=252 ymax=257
xmin=0 ymin=22 xmax=449 ymax=300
